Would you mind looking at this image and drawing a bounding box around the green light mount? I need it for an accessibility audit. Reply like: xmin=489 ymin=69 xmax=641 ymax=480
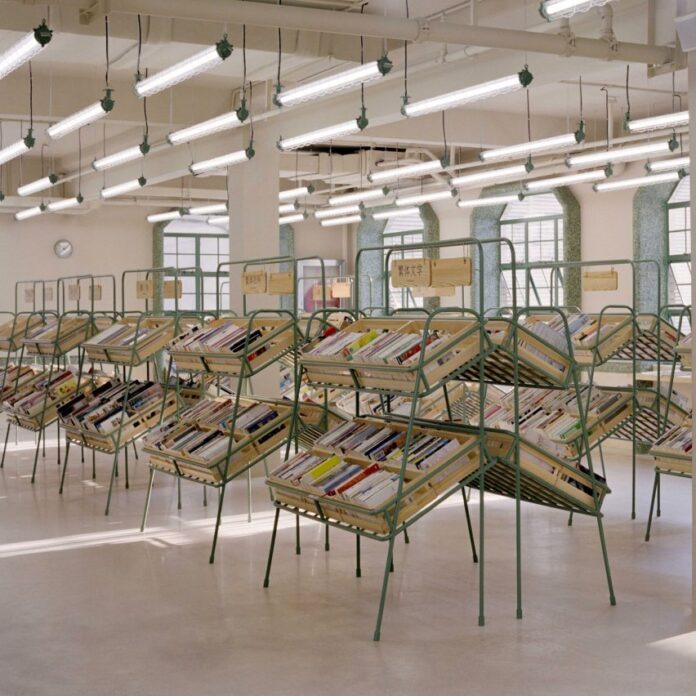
xmin=216 ymin=35 xmax=233 ymax=60
xmin=356 ymin=106 xmax=369 ymax=131
xmin=139 ymin=135 xmax=151 ymax=155
xmin=101 ymin=88 xmax=115 ymax=113
xmin=34 ymin=19 xmax=53 ymax=47
xmin=574 ymin=120 xmax=586 ymax=143
xmin=524 ymin=157 xmax=535 ymax=173
xmin=518 ymin=65 xmax=534 ymax=88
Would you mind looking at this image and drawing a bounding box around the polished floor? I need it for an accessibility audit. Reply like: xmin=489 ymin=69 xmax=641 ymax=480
xmin=0 ymin=430 xmax=693 ymax=696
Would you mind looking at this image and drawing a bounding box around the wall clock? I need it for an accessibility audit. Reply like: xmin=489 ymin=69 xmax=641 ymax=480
xmin=54 ymin=239 xmax=73 ymax=259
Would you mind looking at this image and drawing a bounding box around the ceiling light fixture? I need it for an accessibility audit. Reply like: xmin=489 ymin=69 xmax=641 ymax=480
xmin=279 ymin=213 xmax=308 ymax=225
xmin=134 ymin=36 xmax=233 ymax=98
xmin=167 ymin=111 xmax=243 ymax=146
xmin=450 ymin=164 xmax=530 ymax=188
xmin=207 ymin=215 xmax=230 ymax=226
xmin=0 ymin=20 xmax=53 ymax=81
xmin=277 ymin=119 xmax=366 ymax=151
xmin=457 ymin=194 xmax=522 ymax=209
xmin=279 ymin=185 xmax=314 ymax=201
xmin=100 ymin=176 xmax=147 ymax=199
xmin=188 ymin=203 xmax=228 ymax=215
xmin=47 ymin=91 xmax=115 ymax=140
xmin=320 ymin=214 xmax=363 ymax=227
xmin=626 ymin=110 xmax=689 ymax=134
xmin=539 ymin=0 xmax=613 ymax=21
xmin=593 ymin=170 xmax=684 ymax=193
xmin=275 ymin=57 xmax=392 ymax=107
xmin=315 ymin=204 xmax=361 ymax=219
xmin=371 ymin=206 xmax=420 ymax=220
xmin=481 ymin=131 xmax=582 ymax=163
xmin=15 ymin=204 xmax=45 ymax=221
xmin=368 ymin=158 xmax=447 ymax=184
xmin=646 ymin=156 xmax=690 ymax=173
xmin=279 ymin=202 xmax=299 ymax=215
xmin=147 ymin=209 xmax=186 ymax=223
xmin=566 ymin=140 xmax=674 ymax=168
xmin=395 ymin=189 xmax=456 ymax=207
xmin=328 ymin=187 xmax=389 ymax=206
xmin=0 ymin=131 xmax=35 ymax=166
xmin=17 ymin=174 xmax=58 ymax=197
xmin=47 ymin=195 xmax=84 ymax=212
xmin=402 ymin=68 xmax=533 ymax=118
xmin=524 ymin=168 xmax=609 ymax=192
xmin=189 ymin=146 xmax=254 ymax=175
xmin=93 ymin=139 xmax=150 ymax=171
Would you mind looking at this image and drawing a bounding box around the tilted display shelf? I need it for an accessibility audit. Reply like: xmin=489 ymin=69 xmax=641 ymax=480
xmin=267 ymin=416 xmax=482 ymax=537
xmin=0 ymin=314 xmax=44 ymax=351
xmin=21 ymin=315 xmax=93 ymax=357
xmin=144 ymin=396 xmax=293 ymax=485
xmin=649 ymin=425 xmax=692 ymax=475
xmin=300 ymin=317 xmax=486 ymax=396
xmin=168 ymin=316 xmax=296 ymax=375
xmin=83 ymin=315 xmax=176 ymax=366
xmin=0 ymin=365 xmax=40 ymax=401
xmin=610 ymin=314 xmax=682 ymax=363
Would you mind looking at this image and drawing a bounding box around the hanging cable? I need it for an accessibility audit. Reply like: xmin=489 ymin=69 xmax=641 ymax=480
xmin=237 ymin=24 xmax=249 ymax=121
xmin=524 ymin=88 xmax=533 ymax=172
xmin=403 ymin=0 xmax=410 ymax=107
xmin=574 ymin=75 xmax=585 ymax=142
xmin=104 ymin=15 xmax=110 ymax=89
xmin=143 ymin=68 xmax=149 ymax=138
xmin=276 ymin=0 xmax=282 ymax=93
xmin=624 ymin=65 xmax=630 ymax=122
xmin=671 ymin=71 xmax=682 ymax=154
xmin=78 ymin=127 xmax=82 ymax=196
xmin=600 ymin=86 xmax=610 ymax=153
xmin=248 ymin=81 xmax=255 ymax=144
xmin=137 ymin=14 xmax=142 ymax=78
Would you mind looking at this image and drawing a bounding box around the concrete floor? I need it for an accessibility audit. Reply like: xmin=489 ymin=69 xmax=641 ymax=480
xmin=0 ymin=432 xmax=693 ymax=696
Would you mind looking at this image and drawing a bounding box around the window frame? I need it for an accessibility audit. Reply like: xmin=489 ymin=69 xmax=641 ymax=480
xmin=383 ymin=228 xmax=425 ymax=310
xmin=666 ymin=195 xmax=691 ymax=330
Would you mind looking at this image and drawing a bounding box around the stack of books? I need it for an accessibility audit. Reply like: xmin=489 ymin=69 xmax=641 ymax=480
xmin=0 ymin=364 xmax=38 ymax=400
xmin=651 ymin=421 xmax=692 ymax=459
xmin=58 ymin=380 xmax=167 ymax=438
xmin=3 ymin=370 xmax=79 ymax=419
xmin=84 ymin=317 xmax=174 ymax=363
xmin=170 ymin=323 xmax=266 ymax=359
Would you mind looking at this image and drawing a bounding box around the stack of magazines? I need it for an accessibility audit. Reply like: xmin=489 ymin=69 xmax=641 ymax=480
xmin=4 ymin=370 xmax=78 ymax=417
xmin=170 ymin=322 xmax=266 ymax=360
xmin=651 ymin=421 xmax=692 ymax=457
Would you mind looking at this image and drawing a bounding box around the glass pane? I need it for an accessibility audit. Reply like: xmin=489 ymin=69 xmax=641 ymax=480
xmin=163 ymin=254 xmax=177 ymax=267
xmin=199 ymin=255 xmax=219 ymax=272
xmin=200 ymin=237 xmax=218 ymax=254
xmin=181 ymin=276 xmax=196 ymax=294
xmin=177 ymin=254 xmax=196 ymax=268
xmin=203 ymin=277 xmax=218 ymax=293
xmin=163 ymin=237 xmax=177 ymax=253
xmin=178 ymin=294 xmax=197 ymax=311
xmin=177 ymin=237 xmax=195 ymax=254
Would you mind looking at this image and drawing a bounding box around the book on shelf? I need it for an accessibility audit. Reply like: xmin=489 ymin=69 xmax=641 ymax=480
xmin=170 ymin=323 xmax=267 ymax=359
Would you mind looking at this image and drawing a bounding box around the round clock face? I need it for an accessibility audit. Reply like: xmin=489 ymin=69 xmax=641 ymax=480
xmin=54 ymin=239 xmax=73 ymax=259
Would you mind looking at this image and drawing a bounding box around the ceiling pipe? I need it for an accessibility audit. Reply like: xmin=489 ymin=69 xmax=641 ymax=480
xmin=97 ymin=0 xmax=673 ymax=65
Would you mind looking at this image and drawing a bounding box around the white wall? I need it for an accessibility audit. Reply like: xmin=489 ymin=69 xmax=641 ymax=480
xmin=0 ymin=205 xmax=153 ymax=314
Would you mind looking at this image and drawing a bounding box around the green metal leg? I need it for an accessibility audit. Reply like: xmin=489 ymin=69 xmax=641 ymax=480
xmin=596 ymin=512 xmax=617 ymax=605
xmin=356 ymin=534 xmax=361 ymax=578
xmin=462 ymin=487 xmax=478 ymax=564
xmin=80 ymin=444 xmax=84 ymax=464
xmin=656 ymin=472 xmax=661 ymax=517
xmin=124 ymin=445 xmax=129 ymax=490
xmin=59 ymin=440 xmax=71 ymax=494
xmin=598 ymin=442 xmax=607 ymax=480
xmin=295 ymin=514 xmax=301 ymax=555
xmin=42 ymin=431 xmax=45 ymax=458
xmin=132 ymin=442 xmax=139 ymax=461
xmin=92 ymin=449 xmax=96 ymax=479
xmin=203 ymin=486 xmax=208 ymax=507
xmin=263 ymin=507 xmax=280 ymax=588
xmin=478 ymin=481 xmax=485 ymax=627
xmin=56 ymin=422 xmax=60 ymax=465
xmin=567 ymin=511 xmax=574 ymax=527
xmin=30 ymin=430 xmax=43 ymax=484
xmin=104 ymin=452 xmax=119 ymax=515
xmin=209 ymin=484 xmax=228 ymax=564
xmin=404 ymin=528 xmax=410 ymax=544
xmin=247 ymin=469 xmax=252 ymax=523
xmin=177 ymin=478 xmax=182 ymax=511
xmin=645 ymin=471 xmax=659 ymax=542
xmin=324 ymin=523 xmax=330 ymax=552
xmin=140 ymin=468 xmax=155 ymax=532
xmin=373 ymin=535 xmax=396 ymax=642
xmin=0 ymin=421 xmax=10 ymax=468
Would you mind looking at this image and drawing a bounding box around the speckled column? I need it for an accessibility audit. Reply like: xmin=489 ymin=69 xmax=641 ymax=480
xmin=151 ymin=222 xmax=166 ymax=313
xmin=554 ymin=186 xmax=581 ymax=309
xmin=279 ymin=224 xmax=295 ymax=311
xmin=356 ymin=215 xmax=387 ymax=311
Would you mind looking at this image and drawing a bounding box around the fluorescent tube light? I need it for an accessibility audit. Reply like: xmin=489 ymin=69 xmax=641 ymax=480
xmin=188 ymin=203 xmax=228 ymax=215
xmin=567 ymin=141 xmax=673 ymax=168
xmin=93 ymin=139 xmax=149 ymax=172
xmin=372 ymin=206 xmax=420 ymax=220
xmin=134 ymin=37 xmax=233 ymax=98
xmin=450 ymin=164 xmax=530 ymax=188
xmin=594 ymin=171 xmax=683 ymax=193
xmin=189 ymin=146 xmax=254 ymax=175
xmin=279 ymin=185 xmax=314 ymax=201
xmin=100 ymin=176 xmax=146 ymax=199
xmin=18 ymin=174 xmax=58 ymax=197
xmin=207 ymin=216 xmax=229 ymax=226
xmin=320 ymin=214 xmax=362 ymax=227
xmin=481 ymin=132 xmax=581 ymax=163
xmin=279 ymin=213 xmax=308 ymax=225
xmin=457 ymin=194 xmax=521 ymax=209
xmin=646 ymin=156 xmax=690 ymax=173
xmin=279 ymin=202 xmax=299 ymax=215
xmin=0 ymin=130 xmax=35 ymax=166
xmin=278 ymin=119 xmax=364 ymax=151
xmin=315 ymin=204 xmax=361 ymax=219
xmin=47 ymin=195 xmax=83 ymax=212
xmin=626 ymin=110 xmax=689 ymax=134
xmin=47 ymin=91 xmax=114 ymax=140
xmin=147 ymin=210 xmax=184 ymax=223
xmin=368 ymin=159 xmax=446 ymax=184
xmin=402 ymin=68 xmax=533 ymax=118
xmin=328 ymin=187 xmax=389 ymax=206
xmin=540 ymin=0 xmax=612 ymax=21
xmin=275 ymin=57 xmax=392 ymax=107
xmin=15 ymin=204 xmax=45 ymax=221
xmin=167 ymin=111 xmax=242 ymax=146
xmin=524 ymin=169 xmax=609 ymax=191
xmin=395 ymin=189 xmax=456 ymax=206
xmin=0 ymin=20 xmax=53 ymax=81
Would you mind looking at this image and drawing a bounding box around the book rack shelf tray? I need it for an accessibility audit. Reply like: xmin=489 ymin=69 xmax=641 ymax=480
xmin=144 ymin=397 xmax=293 ymax=485
xmin=21 ymin=316 xmax=93 ymax=357
xmin=676 ymin=333 xmax=691 ymax=370
xmin=479 ymin=430 xmax=609 ymax=514
xmin=300 ymin=317 xmax=485 ymax=396
xmin=60 ymin=385 xmax=180 ymax=454
xmin=0 ymin=315 xmax=44 ymax=352
xmin=609 ymin=315 xmax=682 ymax=363
xmin=83 ymin=315 xmax=175 ymax=365
xmin=647 ymin=420 xmax=692 ymax=474
xmin=0 ymin=365 xmax=40 ymax=401
xmin=267 ymin=416 xmax=481 ymax=536
xmin=168 ymin=316 xmax=296 ymax=376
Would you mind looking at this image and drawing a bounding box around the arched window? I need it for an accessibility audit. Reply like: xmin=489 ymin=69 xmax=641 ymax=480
xmin=382 ymin=208 xmax=425 ymax=310
xmin=667 ymin=175 xmax=690 ymax=308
